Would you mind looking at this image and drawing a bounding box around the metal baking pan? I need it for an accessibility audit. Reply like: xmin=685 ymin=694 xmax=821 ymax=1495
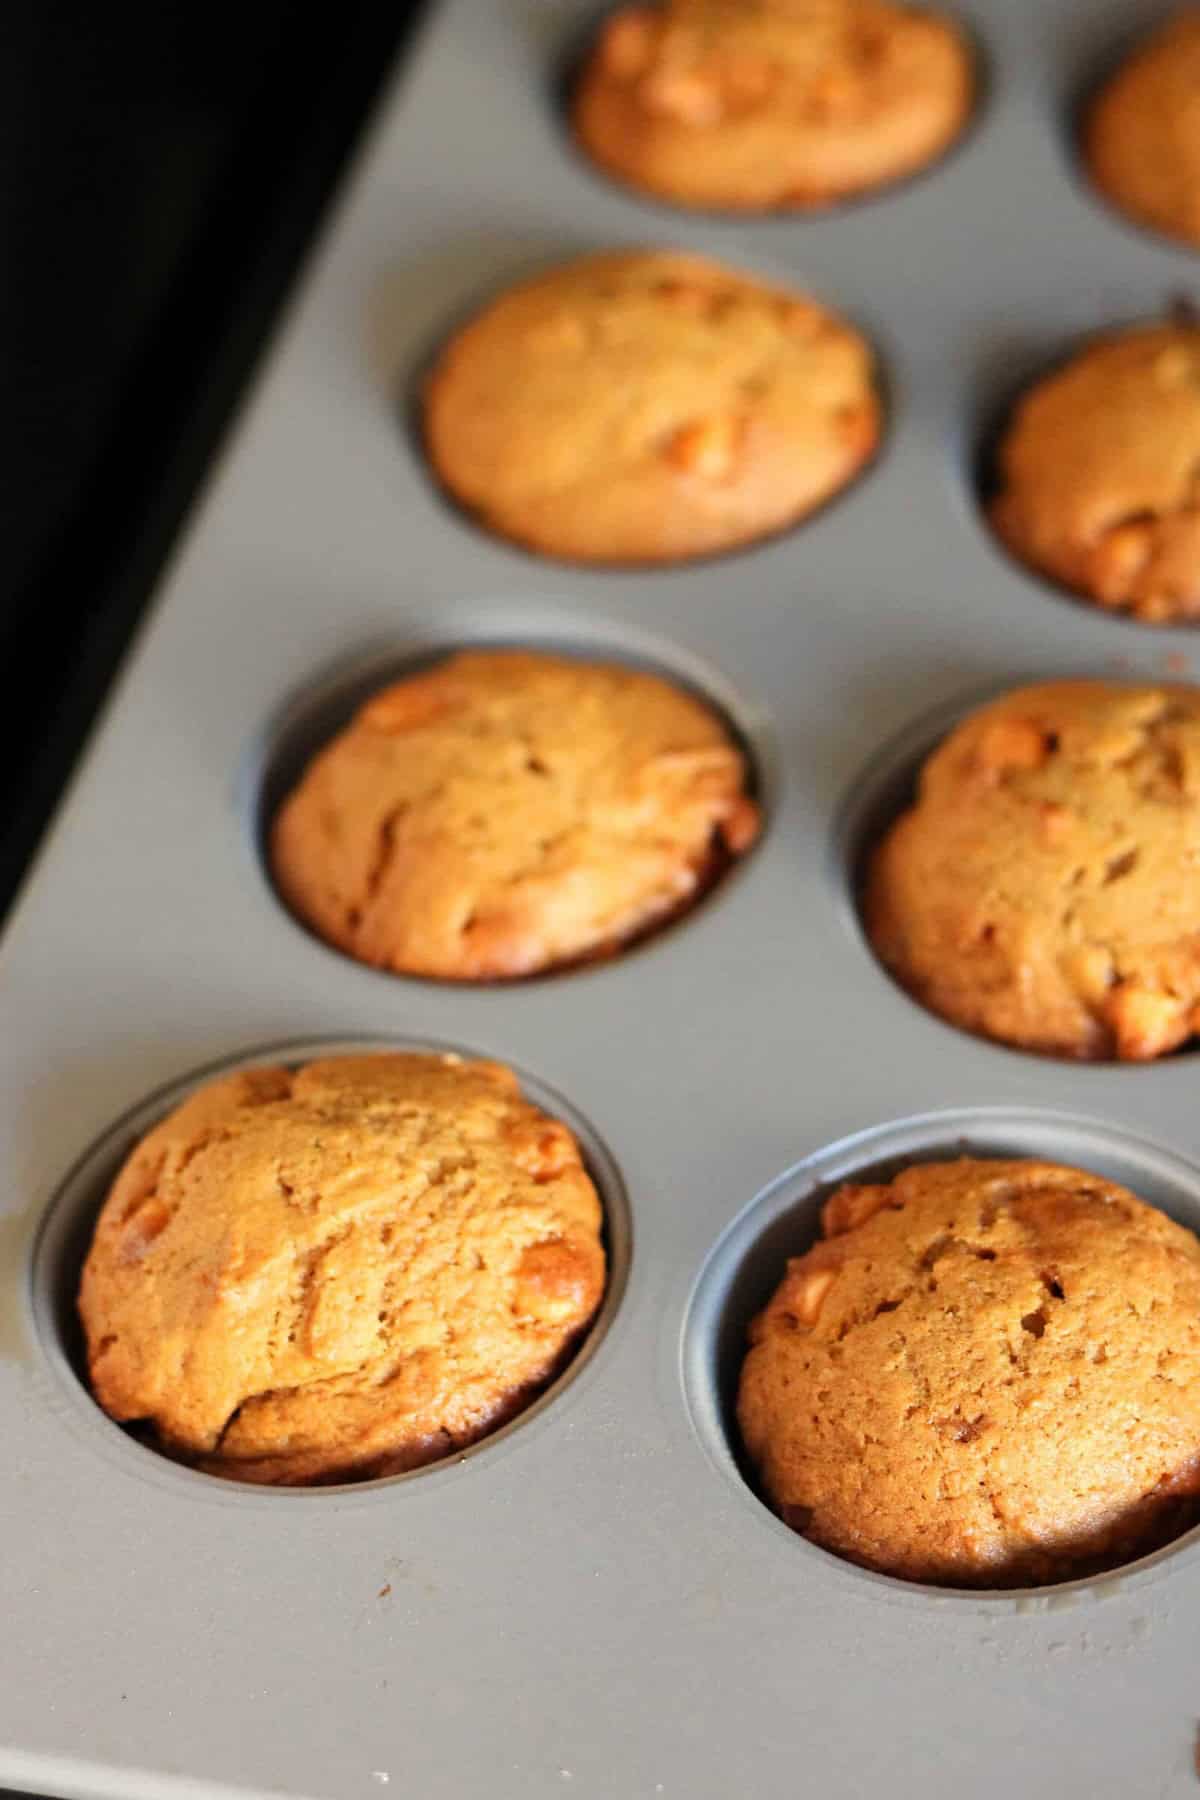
xmin=4 ymin=1 xmax=1200 ymax=1794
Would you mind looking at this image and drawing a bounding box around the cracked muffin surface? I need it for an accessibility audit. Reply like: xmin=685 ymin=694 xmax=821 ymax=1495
xmin=78 ymin=1052 xmax=607 ymax=1485
xmin=738 ymin=1158 xmax=1200 ymax=1587
xmin=270 ymin=648 xmax=760 ymax=981
xmin=572 ymin=0 xmax=973 ymax=213
xmin=423 ymin=249 xmax=880 ymax=564
xmin=1085 ymin=9 xmax=1200 ymax=250
xmin=866 ymin=682 xmax=1200 ymax=1060
xmin=989 ymin=322 xmax=1200 ymax=623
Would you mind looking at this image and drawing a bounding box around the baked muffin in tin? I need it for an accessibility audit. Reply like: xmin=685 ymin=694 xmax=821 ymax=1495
xmin=740 ymin=1157 xmax=1200 ymax=1587
xmin=423 ymin=249 xmax=880 ymax=565
xmin=271 ymin=648 xmax=760 ymax=981
xmin=989 ymin=320 xmax=1200 ymax=624
xmin=572 ymin=0 xmax=975 ymax=214
xmin=866 ymin=681 xmax=1200 ymax=1061
xmin=79 ymin=1051 xmax=607 ymax=1484
xmin=1085 ymin=9 xmax=1200 ymax=251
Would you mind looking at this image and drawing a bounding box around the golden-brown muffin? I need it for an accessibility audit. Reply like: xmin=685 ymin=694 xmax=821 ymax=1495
xmin=270 ymin=649 xmax=760 ymax=981
xmin=1085 ymin=9 xmax=1200 ymax=249
xmin=738 ymin=1158 xmax=1200 ymax=1588
xmin=423 ymin=249 xmax=880 ymax=564
xmin=572 ymin=0 xmax=974 ymax=213
xmin=989 ymin=321 xmax=1200 ymax=624
xmin=865 ymin=681 xmax=1200 ymax=1061
xmin=78 ymin=1053 xmax=607 ymax=1485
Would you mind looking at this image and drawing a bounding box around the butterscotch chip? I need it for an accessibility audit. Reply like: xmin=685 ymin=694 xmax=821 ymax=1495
xmin=1085 ymin=9 xmax=1200 ymax=249
xmin=989 ymin=322 xmax=1200 ymax=624
xmin=572 ymin=0 xmax=974 ymax=213
xmin=270 ymin=649 xmax=760 ymax=981
xmin=865 ymin=682 xmax=1200 ymax=1061
xmin=423 ymin=250 xmax=880 ymax=564
xmin=78 ymin=1053 xmax=606 ymax=1485
xmin=738 ymin=1158 xmax=1200 ymax=1587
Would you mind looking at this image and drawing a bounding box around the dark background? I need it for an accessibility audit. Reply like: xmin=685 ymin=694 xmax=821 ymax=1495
xmin=1 ymin=0 xmax=427 ymax=929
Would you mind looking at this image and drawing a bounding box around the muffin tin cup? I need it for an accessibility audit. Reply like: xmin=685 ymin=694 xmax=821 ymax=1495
xmin=832 ymin=680 xmax=1200 ymax=1062
xmin=402 ymin=263 xmax=894 ymax=576
xmin=968 ymin=310 xmax=1200 ymax=624
xmin=549 ymin=2 xmax=995 ymax=228
xmin=681 ymin=1105 xmax=1200 ymax=1607
xmin=5 ymin=0 xmax=1200 ymax=1795
xmin=28 ymin=1034 xmax=633 ymax=1505
xmin=249 ymin=621 xmax=777 ymax=982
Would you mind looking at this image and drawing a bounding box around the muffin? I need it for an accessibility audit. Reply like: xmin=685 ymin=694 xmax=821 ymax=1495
xmin=989 ymin=320 xmax=1200 ymax=623
xmin=738 ymin=1157 xmax=1200 ymax=1587
xmin=865 ymin=681 xmax=1200 ymax=1061
xmin=572 ymin=0 xmax=974 ymax=213
xmin=78 ymin=1052 xmax=607 ymax=1484
xmin=271 ymin=648 xmax=760 ymax=980
xmin=423 ymin=249 xmax=880 ymax=564
xmin=1085 ymin=9 xmax=1200 ymax=249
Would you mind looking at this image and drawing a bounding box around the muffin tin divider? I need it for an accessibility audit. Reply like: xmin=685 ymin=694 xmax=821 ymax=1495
xmin=4 ymin=0 xmax=1200 ymax=1795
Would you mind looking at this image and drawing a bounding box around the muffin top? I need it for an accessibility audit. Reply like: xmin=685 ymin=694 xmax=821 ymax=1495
xmin=1085 ymin=9 xmax=1200 ymax=249
xmin=572 ymin=0 xmax=974 ymax=213
xmin=989 ymin=321 xmax=1200 ymax=624
xmin=865 ymin=681 xmax=1200 ymax=1061
xmin=271 ymin=649 xmax=760 ymax=981
xmin=738 ymin=1157 xmax=1200 ymax=1587
xmin=79 ymin=1053 xmax=607 ymax=1484
xmin=423 ymin=249 xmax=879 ymax=564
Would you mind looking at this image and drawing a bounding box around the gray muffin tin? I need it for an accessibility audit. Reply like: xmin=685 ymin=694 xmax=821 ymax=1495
xmin=5 ymin=0 xmax=1200 ymax=1794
